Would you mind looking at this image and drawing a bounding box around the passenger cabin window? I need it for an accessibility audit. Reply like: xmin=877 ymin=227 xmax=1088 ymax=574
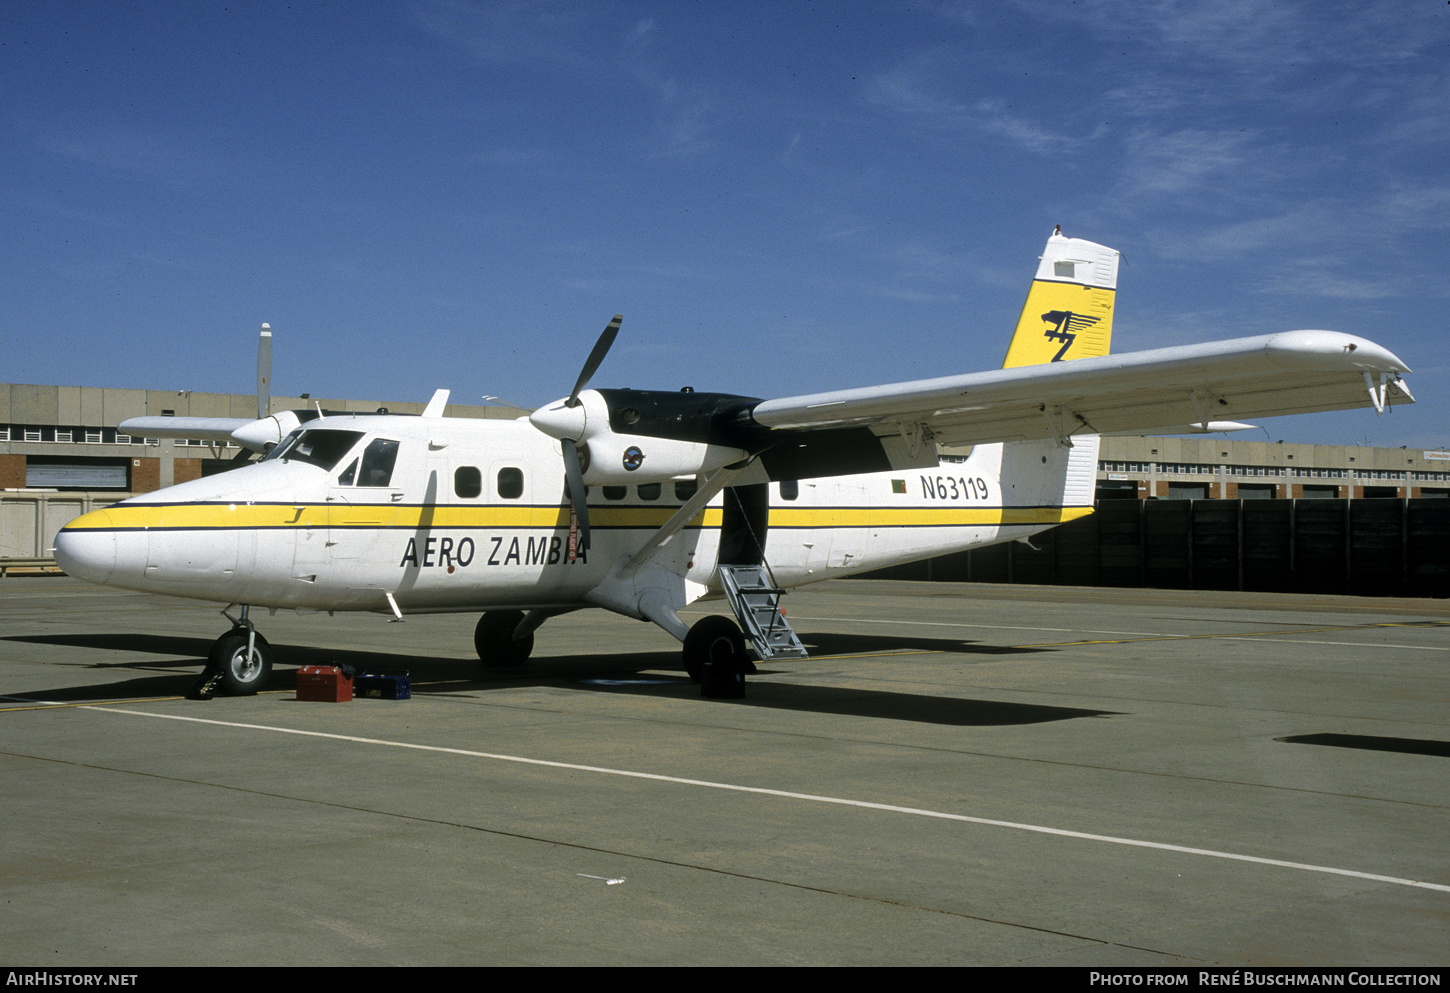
xmin=603 ymin=485 xmax=627 ymax=501
xmin=268 ymin=429 xmax=364 ymax=471
xmin=637 ymin=482 xmax=660 ymax=500
xmin=674 ymin=478 xmax=698 ymax=501
xmin=358 ymin=438 xmax=400 ymax=487
xmin=455 ymin=466 xmax=482 ymax=499
xmin=497 ymin=467 xmax=524 ymax=499
xmin=779 ymin=479 xmax=799 ymax=500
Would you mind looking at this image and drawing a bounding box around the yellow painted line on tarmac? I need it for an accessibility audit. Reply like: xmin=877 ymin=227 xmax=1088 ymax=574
xmin=0 ymin=695 xmax=185 ymax=712
xmin=1018 ymin=619 xmax=1450 ymax=650
xmin=804 ymin=649 xmax=941 ymax=662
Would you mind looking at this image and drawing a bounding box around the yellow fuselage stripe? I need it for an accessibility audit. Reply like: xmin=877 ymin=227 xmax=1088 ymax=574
xmin=67 ymin=503 xmax=1094 ymax=531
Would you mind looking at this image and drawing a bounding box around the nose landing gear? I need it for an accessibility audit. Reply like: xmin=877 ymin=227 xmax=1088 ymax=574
xmin=195 ymin=605 xmax=274 ymax=697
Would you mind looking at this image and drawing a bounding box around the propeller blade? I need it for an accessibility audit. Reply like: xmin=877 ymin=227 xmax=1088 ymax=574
xmin=257 ymin=323 xmax=272 ymax=421
xmin=567 ymin=314 xmax=622 ymax=407
xmin=561 ymin=438 xmax=591 ymax=552
xmin=482 ymin=395 xmax=533 ymax=413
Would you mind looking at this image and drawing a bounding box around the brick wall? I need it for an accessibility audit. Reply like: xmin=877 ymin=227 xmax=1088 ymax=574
xmin=130 ymin=458 xmax=160 ymax=493
xmin=0 ymin=454 xmax=24 ymax=489
xmin=174 ymin=458 xmax=203 ymax=485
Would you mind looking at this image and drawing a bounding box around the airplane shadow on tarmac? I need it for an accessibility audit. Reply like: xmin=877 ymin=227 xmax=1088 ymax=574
xmin=1 ymin=629 xmax=1115 ymax=727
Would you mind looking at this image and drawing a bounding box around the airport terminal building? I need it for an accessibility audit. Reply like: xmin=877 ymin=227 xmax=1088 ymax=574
xmin=1094 ymin=435 xmax=1450 ymax=501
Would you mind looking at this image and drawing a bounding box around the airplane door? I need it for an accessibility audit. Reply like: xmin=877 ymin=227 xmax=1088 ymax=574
xmin=291 ymin=437 xmax=402 ymax=576
xmin=824 ymin=479 xmax=870 ymax=571
xmin=778 ymin=479 xmax=832 ymax=578
xmin=290 ymin=502 xmax=330 ymax=579
xmin=329 ymin=438 xmax=404 ymax=562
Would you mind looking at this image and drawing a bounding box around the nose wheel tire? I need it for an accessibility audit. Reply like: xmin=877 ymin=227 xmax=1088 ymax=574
xmin=209 ymin=629 xmax=273 ymax=696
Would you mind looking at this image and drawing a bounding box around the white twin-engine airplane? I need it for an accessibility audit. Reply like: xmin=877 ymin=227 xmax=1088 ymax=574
xmin=55 ymin=230 xmax=1414 ymax=698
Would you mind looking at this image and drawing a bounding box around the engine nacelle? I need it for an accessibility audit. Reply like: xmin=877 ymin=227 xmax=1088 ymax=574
xmin=230 ymin=409 xmax=303 ymax=452
xmin=579 ymin=429 xmax=748 ymax=485
xmin=531 ymin=389 xmax=752 ymax=485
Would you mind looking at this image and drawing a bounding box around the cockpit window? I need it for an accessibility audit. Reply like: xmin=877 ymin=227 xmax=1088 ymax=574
xmin=357 ymin=438 xmax=400 ymax=487
xmin=266 ymin=429 xmax=364 ymax=470
xmin=264 ymin=427 xmax=302 ymax=460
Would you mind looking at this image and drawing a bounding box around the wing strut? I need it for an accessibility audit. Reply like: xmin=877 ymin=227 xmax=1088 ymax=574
xmin=624 ymin=464 xmax=747 ymax=571
xmin=1040 ymin=405 xmax=1076 ymax=448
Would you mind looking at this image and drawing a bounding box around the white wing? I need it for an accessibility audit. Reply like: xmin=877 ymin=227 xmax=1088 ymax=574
xmin=118 ymin=416 xmax=255 ymax=443
xmin=750 ymin=330 xmax=1412 ymax=448
xmin=120 ymin=413 xmax=303 ymax=452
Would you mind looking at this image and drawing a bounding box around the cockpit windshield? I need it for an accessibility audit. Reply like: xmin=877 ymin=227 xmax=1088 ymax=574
xmin=264 ymin=429 xmax=364 ymax=471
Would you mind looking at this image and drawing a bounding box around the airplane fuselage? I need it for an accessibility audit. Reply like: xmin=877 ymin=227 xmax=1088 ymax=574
xmin=56 ymin=412 xmax=1097 ymax=616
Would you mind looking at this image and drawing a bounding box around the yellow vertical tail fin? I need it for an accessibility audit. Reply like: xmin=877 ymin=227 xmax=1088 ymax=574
xmin=1002 ymin=228 xmax=1120 ymax=368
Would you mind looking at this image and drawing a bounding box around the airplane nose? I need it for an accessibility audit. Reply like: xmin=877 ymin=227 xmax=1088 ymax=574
xmin=53 ymin=509 xmax=118 ymax=584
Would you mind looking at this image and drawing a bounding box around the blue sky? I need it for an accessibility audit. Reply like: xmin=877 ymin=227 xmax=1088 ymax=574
xmin=4 ymin=1 xmax=1447 ymax=447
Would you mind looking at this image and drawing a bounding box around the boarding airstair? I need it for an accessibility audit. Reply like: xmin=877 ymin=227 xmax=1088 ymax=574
xmin=718 ymin=563 xmax=809 ymax=662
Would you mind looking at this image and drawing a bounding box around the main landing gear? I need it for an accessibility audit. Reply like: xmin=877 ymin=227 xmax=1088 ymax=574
xmin=683 ymin=615 xmax=754 ymax=699
xmin=474 ymin=610 xmax=535 ymax=667
xmin=195 ymin=605 xmax=274 ymax=697
xmin=470 ymin=608 xmax=755 ymax=699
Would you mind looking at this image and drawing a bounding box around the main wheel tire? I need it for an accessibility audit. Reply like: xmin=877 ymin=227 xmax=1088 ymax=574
xmin=475 ymin=611 xmax=534 ymax=667
xmin=683 ymin=616 xmax=747 ymax=697
xmin=209 ymin=630 xmax=272 ymax=696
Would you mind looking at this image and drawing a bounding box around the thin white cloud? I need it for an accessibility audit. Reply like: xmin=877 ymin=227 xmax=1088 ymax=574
xmin=863 ymin=55 xmax=1100 ymax=154
xmin=1254 ymin=262 xmax=1417 ymax=302
xmin=1119 ymin=128 xmax=1265 ymax=198
xmin=409 ymin=0 xmax=596 ymax=70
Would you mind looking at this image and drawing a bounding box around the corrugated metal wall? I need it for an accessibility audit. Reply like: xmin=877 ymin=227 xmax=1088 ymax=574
xmin=1 ymin=493 xmax=107 ymax=559
xmin=867 ymin=499 xmax=1450 ymax=598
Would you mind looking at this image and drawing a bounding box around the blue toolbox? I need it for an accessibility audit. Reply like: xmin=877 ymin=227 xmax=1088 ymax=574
xmin=354 ymin=670 xmax=411 ymax=700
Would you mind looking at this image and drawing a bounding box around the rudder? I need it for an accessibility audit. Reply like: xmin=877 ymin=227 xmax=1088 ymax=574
xmin=1002 ymin=228 xmax=1120 ymax=368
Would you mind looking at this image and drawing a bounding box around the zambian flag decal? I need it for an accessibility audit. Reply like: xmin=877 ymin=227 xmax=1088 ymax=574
xmin=891 ymin=479 xmax=907 ymax=494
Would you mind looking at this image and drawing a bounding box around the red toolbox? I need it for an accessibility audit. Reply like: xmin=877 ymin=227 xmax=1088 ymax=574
xmin=296 ymin=665 xmax=353 ymax=702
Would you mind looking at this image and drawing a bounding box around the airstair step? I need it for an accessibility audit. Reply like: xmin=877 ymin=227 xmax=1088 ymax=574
xmin=718 ymin=563 xmax=809 ymax=662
